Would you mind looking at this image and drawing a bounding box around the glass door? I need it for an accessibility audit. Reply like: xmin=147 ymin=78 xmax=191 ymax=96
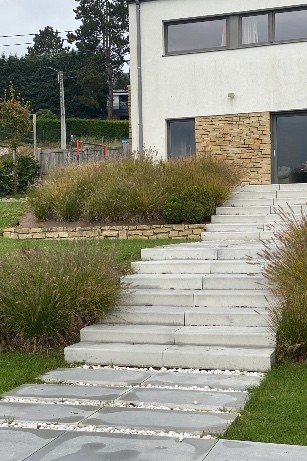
xmin=273 ymin=112 xmax=307 ymax=183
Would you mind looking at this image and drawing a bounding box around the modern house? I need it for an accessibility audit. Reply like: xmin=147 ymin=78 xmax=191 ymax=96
xmin=113 ymin=90 xmax=129 ymax=120
xmin=128 ymin=0 xmax=307 ymax=184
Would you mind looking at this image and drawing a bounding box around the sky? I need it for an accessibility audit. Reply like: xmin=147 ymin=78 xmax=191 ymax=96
xmin=0 ymin=0 xmax=80 ymax=56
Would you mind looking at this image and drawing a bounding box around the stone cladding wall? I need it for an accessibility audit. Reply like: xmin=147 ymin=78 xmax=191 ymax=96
xmin=3 ymin=224 xmax=205 ymax=241
xmin=195 ymin=112 xmax=271 ymax=185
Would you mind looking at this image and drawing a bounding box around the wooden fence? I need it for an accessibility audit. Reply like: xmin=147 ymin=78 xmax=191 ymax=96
xmin=39 ymin=145 xmax=129 ymax=177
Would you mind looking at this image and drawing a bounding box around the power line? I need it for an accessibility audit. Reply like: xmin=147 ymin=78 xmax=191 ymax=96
xmin=0 ymin=31 xmax=73 ymax=38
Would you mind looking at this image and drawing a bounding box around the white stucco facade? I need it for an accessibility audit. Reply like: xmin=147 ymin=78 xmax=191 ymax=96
xmin=129 ymin=0 xmax=307 ymax=156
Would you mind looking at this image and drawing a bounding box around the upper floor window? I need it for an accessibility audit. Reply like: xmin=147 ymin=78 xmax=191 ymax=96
xmin=167 ymin=18 xmax=227 ymax=53
xmin=165 ymin=6 xmax=307 ymax=55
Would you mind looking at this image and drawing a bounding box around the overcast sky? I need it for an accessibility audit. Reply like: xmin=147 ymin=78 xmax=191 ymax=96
xmin=0 ymin=0 xmax=80 ymax=56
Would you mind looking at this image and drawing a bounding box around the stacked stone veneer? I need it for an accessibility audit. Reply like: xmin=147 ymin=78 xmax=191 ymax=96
xmin=195 ymin=112 xmax=271 ymax=185
xmin=3 ymin=224 xmax=204 ymax=241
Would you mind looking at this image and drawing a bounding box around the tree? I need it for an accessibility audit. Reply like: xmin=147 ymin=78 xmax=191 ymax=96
xmin=68 ymin=0 xmax=129 ymax=119
xmin=27 ymin=26 xmax=70 ymax=56
xmin=0 ymin=84 xmax=32 ymax=193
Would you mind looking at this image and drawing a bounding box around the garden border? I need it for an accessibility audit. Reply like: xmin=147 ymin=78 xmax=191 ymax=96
xmin=2 ymin=224 xmax=205 ymax=240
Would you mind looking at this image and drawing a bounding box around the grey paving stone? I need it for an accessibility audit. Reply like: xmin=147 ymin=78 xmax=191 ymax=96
xmin=83 ymin=407 xmax=236 ymax=434
xmin=0 ymin=402 xmax=98 ymax=424
xmin=144 ymin=372 xmax=262 ymax=390
xmin=25 ymin=431 xmax=217 ymax=461
xmin=0 ymin=428 xmax=63 ymax=461
xmin=205 ymin=439 xmax=307 ymax=460
xmin=4 ymin=384 xmax=128 ymax=402
xmin=118 ymin=388 xmax=247 ymax=411
xmin=41 ymin=367 xmax=155 ymax=386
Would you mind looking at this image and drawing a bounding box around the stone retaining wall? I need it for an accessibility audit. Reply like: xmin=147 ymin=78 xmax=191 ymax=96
xmin=3 ymin=224 xmax=205 ymax=241
xmin=195 ymin=112 xmax=271 ymax=185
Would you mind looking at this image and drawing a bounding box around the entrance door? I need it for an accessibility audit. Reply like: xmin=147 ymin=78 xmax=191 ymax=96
xmin=273 ymin=112 xmax=307 ymax=183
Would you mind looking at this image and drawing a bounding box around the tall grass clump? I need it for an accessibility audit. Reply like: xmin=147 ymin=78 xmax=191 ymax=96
xmin=262 ymin=209 xmax=307 ymax=361
xmin=29 ymin=154 xmax=240 ymax=224
xmin=0 ymin=241 xmax=122 ymax=352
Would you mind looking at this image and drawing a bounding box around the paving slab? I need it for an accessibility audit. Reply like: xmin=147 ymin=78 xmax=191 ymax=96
xmin=4 ymin=384 xmax=128 ymax=402
xmin=205 ymin=439 xmax=307 ymax=460
xmin=41 ymin=368 xmax=155 ymax=386
xmin=118 ymin=387 xmax=247 ymax=411
xmin=25 ymin=431 xmax=217 ymax=461
xmin=83 ymin=407 xmax=237 ymax=434
xmin=143 ymin=371 xmax=262 ymax=390
xmin=0 ymin=428 xmax=63 ymax=461
xmin=0 ymin=402 xmax=98 ymax=424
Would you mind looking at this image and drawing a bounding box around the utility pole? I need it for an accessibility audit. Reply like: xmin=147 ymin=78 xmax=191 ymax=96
xmin=58 ymin=71 xmax=67 ymax=150
xmin=33 ymin=113 xmax=38 ymax=160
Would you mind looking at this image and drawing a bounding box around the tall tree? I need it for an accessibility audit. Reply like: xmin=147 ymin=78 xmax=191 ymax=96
xmin=68 ymin=0 xmax=129 ymax=119
xmin=27 ymin=26 xmax=70 ymax=56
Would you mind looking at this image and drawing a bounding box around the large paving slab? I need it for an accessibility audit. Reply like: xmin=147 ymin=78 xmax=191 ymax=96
xmin=0 ymin=428 xmax=63 ymax=461
xmin=205 ymin=439 xmax=307 ymax=460
xmin=118 ymin=387 xmax=247 ymax=411
xmin=25 ymin=431 xmax=217 ymax=461
xmin=144 ymin=371 xmax=262 ymax=390
xmin=83 ymin=407 xmax=237 ymax=434
xmin=0 ymin=402 xmax=98 ymax=424
xmin=41 ymin=367 xmax=155 ymax=386
xmin=3 ymin=384 xmax=129 ymax=402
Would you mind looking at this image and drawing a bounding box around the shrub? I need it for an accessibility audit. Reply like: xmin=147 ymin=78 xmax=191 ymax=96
xmin=182 ymin=201 xmax=205 ymax=224
xmin=29 ymin=155 xmax=240 ymax=223
xmin=262 ymin=210 xmax=307 ymax=361
xmin=0 ymin=155 xmax=39 ymax=196
xmin=163 ymin=195 xmax=184 ymax=224
xmin=0 ymin=241 xmax=122 ymax=352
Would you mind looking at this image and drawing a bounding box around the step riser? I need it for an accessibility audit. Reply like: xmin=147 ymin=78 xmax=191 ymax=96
xmin=206 ymin=224 xmax=264 ymax=232
xmin=216 ymin=206 xmax=271 ymax=215
xmin=64 ymin=345 xmax=275 ymax=371
xmin=202 ymin=231 xmax=265 ymax=241
xmin=211 ymin=214 xmax=301 ymax=224
xmin=132 ymin=261 xmax=263 ymax=274
xmin=195 ymin=293 xmax=274 ymax=308
xmin=185 ymin=311 xmax=269 ymax=327
xmin=224 ymin=198 xmax=307 ymax=207
xmin=140 ymin=248 xmax=264 ymax=261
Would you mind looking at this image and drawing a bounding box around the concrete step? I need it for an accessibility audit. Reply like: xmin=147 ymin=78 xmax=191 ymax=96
xmin=124 ymin=289 xmax=273 ymax=308
xmin=216 ymin=206 xmax=271 ymax=215
xmin=141 ymin=247 xmax=218 ymax=260
xmin=206 ymin=223 xmax=264 ymax=232
xmin=101 ymin=306 xmax=269 ymax=327
xmin=202 ymin=231 xmax=262 ymax=241
xmin=80 ymin=324 xmax=181 ymax=344
xmin=235 ymin=184 xmax=280 ymax=192
xmin=175 ymin=326 xmax=274 ymax=348
xmin=230 ymin=191 xmax=277 ymax=199
xmin=211 ymin=214 xmax=301 ymax=224
xmin=279 ymin=183 xmax=307 ymax=191
xmin=132 ymin=259 xmax=263 ymax=274
xmin=64 ymin=342 xmax=275 ymax=371
xmin=273 ymin=198 xmax=307 ymax=206
xmin=122 ymin=274 xmax=266 ymax=290
xmin=224 ymin=199 xmax=274 ymax=207
xmin=271 ymin=204 xmax=307 ymax=213
xmin=41 ymin=367 xmax=263 ymax=390
xmin=277 ymin=190 xmax=307 ymax=198
xmin=80 ymin=324 xmax=274 ymax=348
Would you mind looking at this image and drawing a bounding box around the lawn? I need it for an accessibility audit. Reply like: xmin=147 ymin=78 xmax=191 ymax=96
xmin=225 ymin=363 xmax=307 ymax=446
xmin=0 ymin=200 xmax=27 ymax=232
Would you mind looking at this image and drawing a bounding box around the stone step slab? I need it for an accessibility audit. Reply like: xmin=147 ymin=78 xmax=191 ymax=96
xmin=0 ymin=402 xmax=97 ymax=425
xmin=83 ymin=406 xmax=237 ymax=435
xmin=64 ymin=342 xmax=275 ymax=371
xmin=201 ymin=231 xmax=262 ymax=241
xmin=206 ymin=223 xmax=264 ymax=232
xmin=101 ymin=306 xmax=190 ymax=326
xmin=141 ymin=247 xmax=218 ymax=261
xmin=3 ymin=384 xmax=128 ymax=402
xmin=16 ymin=430 xmax=217 ymax=461
xmin=185 ymin=307 xmax=269 ymax=327
xmin=41 ymin=367 xmax=155 ymax=386
xmin=41 ymin=367 xmax=262 ymax=390
xmin=211 ymin=214 xmax=301 ymax=224
xmin=132 ymin=260 xmax=263 ymax=274
xmin=216 ymin=206 xmax=271 ymax=215
xmin=230 ymin=191 xmax=277 ymax=199
xmin=194 ymin=290 xmax=274 ymax=308
xmin=118 ymin=387 xmax=247 ymax=412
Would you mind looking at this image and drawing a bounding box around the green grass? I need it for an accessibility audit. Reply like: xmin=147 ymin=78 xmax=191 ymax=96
xmin=225 ymin=363 xmax=307 ymax=445
xmin=0 ymin=200 xmax=27 ymax=231
xmin=0 ymin=352 xmax=65 ymax=395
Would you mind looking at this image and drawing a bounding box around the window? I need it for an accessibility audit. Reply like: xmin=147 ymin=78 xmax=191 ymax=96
xmin=168 ymin=119 xmax=195 ymax=158
xmin=275 ymin=9 xmax=307 ymax=42
xmin=166 ymin=18 xmax=227 ymax=53
xmin=241 ymin=14 xmax=269 ymax=45
xmin=165 ymin=6 xmax=307 ymax=56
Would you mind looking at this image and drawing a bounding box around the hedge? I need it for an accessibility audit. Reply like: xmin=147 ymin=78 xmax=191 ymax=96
xmin=37 ymin=118 xmax=129 ymax=143
xmin=0 ymin=156 xmax=39 ymax=196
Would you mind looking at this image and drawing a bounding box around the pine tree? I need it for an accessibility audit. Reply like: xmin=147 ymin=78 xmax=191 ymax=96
xmin=68 ymin=0 xmax=129 ymax=119
xmin=27 ymin=26 xmax=70 ymax=56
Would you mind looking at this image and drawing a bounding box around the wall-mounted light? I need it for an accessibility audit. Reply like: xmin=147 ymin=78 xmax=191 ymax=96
xmin=228 ymin=92 xmax=235 ymax=99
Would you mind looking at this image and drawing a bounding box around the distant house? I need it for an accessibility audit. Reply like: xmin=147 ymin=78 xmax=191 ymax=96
xmin=128 ymin=0 xmax=307 ymax=184
xmin=113 ymin=90 xmax=129 ymax=120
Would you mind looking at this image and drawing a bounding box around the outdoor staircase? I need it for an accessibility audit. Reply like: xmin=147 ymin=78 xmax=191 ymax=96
xmin=65 ymin=184 xmax=307 ymax=371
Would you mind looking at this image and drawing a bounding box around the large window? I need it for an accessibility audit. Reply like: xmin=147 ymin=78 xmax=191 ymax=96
xmin=168 ymin=119 xmax=195 ymax=159
xmin=165 ymin=6 xmax=307 ymax=55
xmin=167 ymin=18 xmax=227 ymax=53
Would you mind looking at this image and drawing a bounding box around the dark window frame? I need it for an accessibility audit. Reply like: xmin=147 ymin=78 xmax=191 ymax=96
xmin=167 ymin=118 xmax=196 ymax=159
xmin=164 ymin=5 xmax=307 ymax=56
